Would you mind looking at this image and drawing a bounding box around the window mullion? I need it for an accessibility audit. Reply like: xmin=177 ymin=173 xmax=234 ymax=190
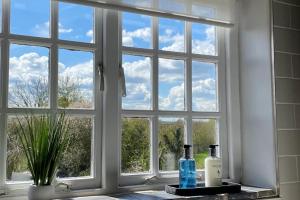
xmin=186 ymin=21 xmax=192 ymax=146
xmin=92 ymin=7 xmax=103 ymax=187
xmin=152 ymin=16 xmax=159 ymax=177
xmin=0 ymin=0 xmax=11 ymax=190
xmin=50 ymin=0 xmax=58 ymax=112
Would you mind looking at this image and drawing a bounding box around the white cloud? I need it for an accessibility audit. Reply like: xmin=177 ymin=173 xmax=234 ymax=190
xmin=159 ymin=78 xmax=216 ymax=111
xmin=33 ymin=22 xmax=50 ymax=37
xmin=9 ymin=52 xmax=93 ymax=100
xmin=122 ymin=27 xmax=151 ymax=46
xmin=123 ymin=57 xmax=151 ymax=80
xmin=86 ymin=29 xmax=94 ymax=42
xmin=159 ymin=29 xmax=185 ymax=52
xmin=9 ymin=52 xmax=49 ymax=82
xmin=192 ymin=26 xmax=216 ymax=55
xmin=33 ymin=21 xmax=73 ymax=37
xmin=58 ymin=23 xmax=73 ymax=33
xmin=59 ymin=60 xmax=93 ymax=86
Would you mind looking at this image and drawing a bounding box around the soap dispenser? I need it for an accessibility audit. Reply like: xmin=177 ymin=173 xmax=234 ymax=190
xmin=205 ymin=145 xmax=222 ymax=187
xmin=179 ymin=145 xmax=196 ymax=188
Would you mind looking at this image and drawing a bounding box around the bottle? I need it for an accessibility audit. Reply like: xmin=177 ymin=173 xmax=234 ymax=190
xmin=179 ymin=145 xmax=196 ymax=188
xmin=205 ymin=144 xmax=222 ymax=187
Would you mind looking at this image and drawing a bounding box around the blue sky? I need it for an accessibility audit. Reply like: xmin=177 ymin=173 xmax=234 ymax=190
xmin=122 ymin=12 xmax=217 ymax=111
xmin=8 ymin=1 xmax=217 ymax=112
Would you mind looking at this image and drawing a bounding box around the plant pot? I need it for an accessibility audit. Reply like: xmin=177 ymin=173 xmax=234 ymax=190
xmin=28 ymin=185 xmax=55 ymax=200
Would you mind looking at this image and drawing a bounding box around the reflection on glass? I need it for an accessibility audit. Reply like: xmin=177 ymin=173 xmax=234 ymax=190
xmin=122 ymin=54 xmax=152 ymax=110
xmin=57 ymin=116 xmax=92 ymax=178
xmin=58 ymin=49 xmax=94 ymax=109
xmin=59 ymin=2 xmax=94 ymax=43
xmin=159 ymin=58 xmax=185 ymax=111
xmin=192 ymin=23 xmax=216 ymax=56
xmin=121 ymin=118 xmax=150 ymax=174
xmin=159 ymin=118 xmax=185 ymax=171
xmin=192 ymin=119 xmax=217 ymax=169
xmin=9 ymin=44 xmax=49 ymax=108
xmin=192 ymin=61 xmax=217 ymax=112
xmin=10 ymin=0 xmax=50 ymax=37
xmin=159 ymin=18 xmax=185 ymax=52
xmin=122 ymin=12 xmax=152 ymax=49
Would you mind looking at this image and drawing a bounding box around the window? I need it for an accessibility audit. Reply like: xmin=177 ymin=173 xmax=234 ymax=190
xmin=0 ymin=0 xmax=232 ymax=195
xmin=1 ymin=0 xmax=102 ymax=190
xmin=120 ymin=12 xmax=227 ymax=185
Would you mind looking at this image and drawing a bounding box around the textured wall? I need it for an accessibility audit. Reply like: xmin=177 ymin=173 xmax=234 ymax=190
xmin=273 ymin=0 xmax=300 ymax=199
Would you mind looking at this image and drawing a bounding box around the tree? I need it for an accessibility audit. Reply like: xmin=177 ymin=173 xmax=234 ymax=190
xmin=7 ymin=76 xmax=92 ymax=180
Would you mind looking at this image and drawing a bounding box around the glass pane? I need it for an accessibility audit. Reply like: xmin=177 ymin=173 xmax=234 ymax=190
xmin=59 ymin=2 xmax=94 ymax=43
xmin=192 ymin=61 xmax=217 ymax=112
xmin=10 ymin=0 xmax=50 ymax=37
xmin=192 ymin=5 xmax=216 ymax=19
xmin=192 ymin=119 xmax=217 ymax=169
xmin=159 ymin=0 xmax=186 ymax=13
xmin=6 ymin=115 xmax=93 ymax=181
xmin=6 ymin=116 xmax=30 ymax=182
xmin=121 ymin=118 xmax=150 ymax=174
xmin=57 ymin=116 xmax=92 ymax=178
xmin=58 ymin=49 xmax=94 ymax=109
xmin=159 ymin=58 xmax=185 ymax=111
xmin=192 ymin=23 xmax=216 ymax=56
xmin=159 ymin=18 xmax=185 ymax=52
xmin=122 ymin=55 xmax=152 ymax=110
xmin=159 ymin=118 xmax=184 ymax=171
xmin=122 ymin=12 xmax=152 ymax=49
xmin=9 ymin=44 xmax=49 ymax=108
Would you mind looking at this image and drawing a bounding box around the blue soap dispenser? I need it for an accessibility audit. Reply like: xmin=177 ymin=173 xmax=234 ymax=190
xmin=179 ymin=144 xmax=196 ymax=188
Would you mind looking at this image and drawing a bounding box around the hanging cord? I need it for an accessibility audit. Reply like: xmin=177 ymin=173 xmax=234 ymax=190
xmin=98 ymin=63 xmax=104 ymax=91
xmin=119 ymin=64 xmax=127 ymax=97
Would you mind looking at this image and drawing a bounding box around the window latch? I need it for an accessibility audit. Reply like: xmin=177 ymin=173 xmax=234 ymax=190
xmin=98 ymin=63 xmax=104 ymax=91
xmin=119 ymin=64 xmax=127 ymax=97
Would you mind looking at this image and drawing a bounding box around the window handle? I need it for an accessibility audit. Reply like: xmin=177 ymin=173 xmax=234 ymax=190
xmin=98 ymin=63 xmax=104 ymax=91
xmin=119 ymin=64 xmax=127 ymax=97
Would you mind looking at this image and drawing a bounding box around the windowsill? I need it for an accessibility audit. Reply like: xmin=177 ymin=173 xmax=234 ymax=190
xmin=0 ymin=185 xmax=279 ymax=200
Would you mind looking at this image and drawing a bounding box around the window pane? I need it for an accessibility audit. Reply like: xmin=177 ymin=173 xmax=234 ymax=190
xmin=159 ymin=18 xmax=185 ymax=52
xmin=9 ymin=44 xmax=49 ymax=108
xmin=192 ymin=23 xmax=216 ymax=56
xmin=192 ymin=61 xmax=217 ymax=112
xmin=57 ymin=116 xmax=92 ymax=178
xmin=6 ymin=115 xmax=93 ymax=181
xmin=159 ymin=58 xmax=185 ymax=111
xmin=192 ymin=119 xmax=217 ymax=169
xmin=122 ymin=55 xmax=152 ymax=110
xmin=58 ymin=49 xmax=94 ymax=109
xmin=121 ymin=118 xmax=150 ymax=174
xmin=159 ymin=118 xmax=184 ymax=171
xmin=59 ymin=2 xmax=94 ymax=43
xmin=122 ymin=12 xmax=152 ymax=49
xmin=7 ymin=116 xmax=30 ymax=182
xmin=10 ymin=0 xmax=50 ymax=37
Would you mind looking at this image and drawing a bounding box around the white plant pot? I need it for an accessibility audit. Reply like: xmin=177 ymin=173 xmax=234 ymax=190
xmin=28 ymin=185 xmax=54 ymax=200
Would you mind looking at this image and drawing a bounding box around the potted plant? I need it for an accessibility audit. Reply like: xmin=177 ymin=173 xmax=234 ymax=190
xmin=16 ymin=113 xmax=69 ymax=200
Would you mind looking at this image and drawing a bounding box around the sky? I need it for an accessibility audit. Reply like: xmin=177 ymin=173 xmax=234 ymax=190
xmin=8 ymin=0 xmax=217 ymax=112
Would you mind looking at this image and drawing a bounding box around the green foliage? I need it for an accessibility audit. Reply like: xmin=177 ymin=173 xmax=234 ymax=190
xmin=15 ymin=113 xmax=70 ymax=186
xmin=159 ymin=120 xmax=184 ymax=171
xmin=194 ymin=152 xmax=209 ymax=169
xmin=57 ymin=118 xmax=92 ymax=177
xmin=121 ymin=118 xmax=150 ymax=173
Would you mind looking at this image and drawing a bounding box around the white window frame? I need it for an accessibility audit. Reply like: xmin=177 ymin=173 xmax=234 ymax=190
xmin=0 ymin=0 xmax=102 ymax=193
xmin=0 ymin=0 xmax=241 ymax=197
xmin=118 ymin=10 xmax=228 ymax=186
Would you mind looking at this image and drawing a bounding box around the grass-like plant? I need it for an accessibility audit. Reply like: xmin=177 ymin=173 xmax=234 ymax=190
xmin=16 ymin=113 xmax=69 ymax=186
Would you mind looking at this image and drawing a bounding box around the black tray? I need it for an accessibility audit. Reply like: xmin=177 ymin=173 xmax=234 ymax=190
xmin=165 ymin=182 xmax=241 ymax=196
